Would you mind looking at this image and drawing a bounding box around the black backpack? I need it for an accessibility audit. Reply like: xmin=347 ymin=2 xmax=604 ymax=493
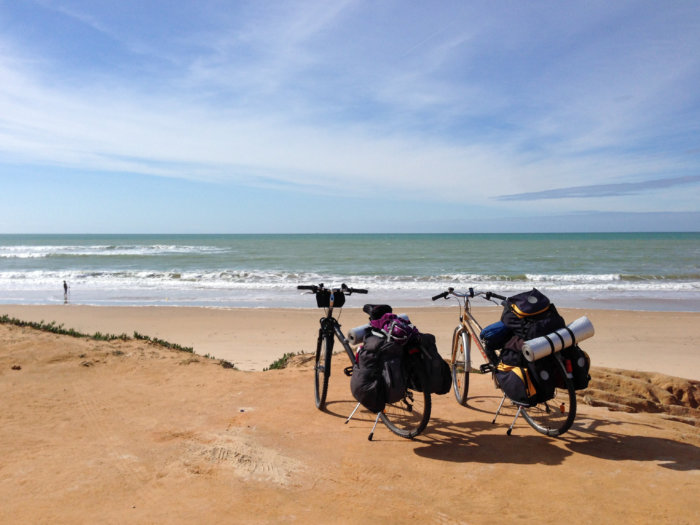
xmin=501 ymin=288 xmax=566 ymax=340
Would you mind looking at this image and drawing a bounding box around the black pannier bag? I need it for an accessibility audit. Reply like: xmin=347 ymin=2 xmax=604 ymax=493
xmin=495 ymin=363 xmax=538 ymax=406
xmin=350 ymin=334 xmax=409 ymax=412
xmin=411 ymin=333 xmax=451 ymax=395
xmin=380 ymin=339 xmax=407 ymax=404
xmin=350 ymin=335 xmax=386 ymax=413
xmin=560 ymin=345 xmax=591 ymax=390
xmin=526 ymin=354 xmax=558 ymax=403
xmin=497 ymin=335 xmax=557 ymax=404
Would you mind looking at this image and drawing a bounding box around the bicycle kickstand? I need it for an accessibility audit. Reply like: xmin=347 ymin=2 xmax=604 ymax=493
xmin=506 ymin=407 xmax=523 ymax=436
xmin=345 ymin=402 xmax=362 ymax=424
xmin=368 ymin=412 xmax=382 ymax=441
xmin=492 ymin=393 xmax=507 ymax=424
xmin=492 ymin=393 xmax=521 ymax=435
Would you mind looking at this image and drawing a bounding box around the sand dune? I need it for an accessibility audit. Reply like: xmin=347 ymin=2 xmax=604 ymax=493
xmin=1 ymin=321 xmax=698 ymax=524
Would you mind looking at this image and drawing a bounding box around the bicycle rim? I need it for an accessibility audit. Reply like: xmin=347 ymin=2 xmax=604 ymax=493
xmin=451 ymin=329 xmax=469 ymax=406
xmin=521 ymin=358 xmax=577 ymax=437
xmin=380 ymin=365 xmax=431 ymax=439
xmin=314 ymin=334 xmax=332 ymax=410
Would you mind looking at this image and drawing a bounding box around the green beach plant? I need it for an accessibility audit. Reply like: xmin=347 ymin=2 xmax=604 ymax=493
xmin=1 ymin=314 xmax=235 ymax=368
xmin=264 ymin=351 xmax=298 ymax=371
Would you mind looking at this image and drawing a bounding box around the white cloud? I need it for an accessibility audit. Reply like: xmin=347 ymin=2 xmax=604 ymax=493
xmin=0 ymin=1 xmax=699 ymax=225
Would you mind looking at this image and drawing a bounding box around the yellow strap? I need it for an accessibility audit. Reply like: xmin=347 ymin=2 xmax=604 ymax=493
xmin=497 ymin=363 xmax=537 ymax=397
xmin=511 ymin=303 xmax=550 ymax=318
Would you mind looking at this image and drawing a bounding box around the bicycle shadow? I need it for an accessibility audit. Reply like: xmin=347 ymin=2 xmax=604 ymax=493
xmin=558 ymin=417 xmax=700 ymax=472
xmin=413 ymin=411 xmax=700 ymax=471
xmin=411 ymin=416 xmax=573 ymax=465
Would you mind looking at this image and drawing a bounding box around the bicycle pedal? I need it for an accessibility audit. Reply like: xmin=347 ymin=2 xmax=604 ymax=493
xmin=343 ymin=366 xmax=354 ymax=377
xmin=480 ymin=363 xmax=496 ymax=374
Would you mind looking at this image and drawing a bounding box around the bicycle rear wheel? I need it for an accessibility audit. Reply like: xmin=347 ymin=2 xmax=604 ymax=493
xmin=521 ymin=356 xmax=577 ymax=437
xmin=314 ymin=332 xmax=333 ymax=410
xmin=451 ymin=328 xmax=469 ymax=406
xmin=380 ymin=360 xmax=431 ymax=439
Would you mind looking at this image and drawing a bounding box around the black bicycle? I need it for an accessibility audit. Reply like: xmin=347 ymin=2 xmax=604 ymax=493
xmin=298 ymin=283 xmax=431 ymax=439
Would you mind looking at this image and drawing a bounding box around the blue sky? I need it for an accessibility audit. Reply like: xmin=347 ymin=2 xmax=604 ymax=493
xmin=1 ymin=0 xmax=699 ymax=233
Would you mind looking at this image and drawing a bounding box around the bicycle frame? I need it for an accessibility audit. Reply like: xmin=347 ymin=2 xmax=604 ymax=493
xmin=319 ymin=313 xmax=356 ymax=365
xmin=453 ymin=296 xmax=493 ymax=373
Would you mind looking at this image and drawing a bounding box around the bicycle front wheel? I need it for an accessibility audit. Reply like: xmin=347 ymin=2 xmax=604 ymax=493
xmin=451 ymin=328 xmax=469 ymax=406
xmin=380 ymin=360 xmax=431 ymax=439
xmin=314 ymin=332 xmax=333 ymax=410
xmin=521 ymin=356 xmax=577 ymax=437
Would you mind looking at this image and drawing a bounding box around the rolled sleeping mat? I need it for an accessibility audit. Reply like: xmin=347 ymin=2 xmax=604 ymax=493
xmin=347 ymin=323 xmax=370 ymax=345
xmin=347 ymin=314 xmax=411 ymax=346
xmin=522 ymin=316 xmax=595 ymax=362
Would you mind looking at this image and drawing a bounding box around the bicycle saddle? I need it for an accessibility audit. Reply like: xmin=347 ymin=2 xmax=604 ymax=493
xmin=362 ymin=304 xmax=393 ymax=320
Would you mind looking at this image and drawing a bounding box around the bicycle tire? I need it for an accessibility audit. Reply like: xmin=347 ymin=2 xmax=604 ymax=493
xmin=314 ymin=332 xmax=333 ymax=410
xmin=451 ymin=328 xmax=469 ymax=406
xmin=380 ymin=358 xmax=431 ymax=439
xmin=521 ymin=356 xmax=577 ymax=437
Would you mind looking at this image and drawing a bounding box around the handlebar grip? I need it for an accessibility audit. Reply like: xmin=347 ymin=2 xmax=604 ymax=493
xmin=432 ymin=291 xmax=449 ymax=301
xmin=297 ymin=285 xmax=316 ymax=290
xmin=341 ymin=283 xmax=368 ymax=294
xmin=488 ymin=292 xmax=507 ymax=301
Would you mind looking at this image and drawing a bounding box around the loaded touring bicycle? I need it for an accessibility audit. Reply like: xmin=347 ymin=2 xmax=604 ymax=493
xmin=432 ymin=287 xmax=593 ymax=437
xmin=298 ymin=283 xmax=442 ymax=440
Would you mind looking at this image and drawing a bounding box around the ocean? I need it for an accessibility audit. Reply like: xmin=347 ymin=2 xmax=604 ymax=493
xmin=1 ymin=233 xmax=699 ymax=311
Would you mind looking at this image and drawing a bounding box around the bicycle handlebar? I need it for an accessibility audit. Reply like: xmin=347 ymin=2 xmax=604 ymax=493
xmin=341 ymin=283 xmax=368 ymax=294
xmin=431 ymin=290 xmax=450 ymax=301
xmin=432 ymin=287 xmax=507 ymax=303
xmin=297 ymin=283 xmax=368 ymax=294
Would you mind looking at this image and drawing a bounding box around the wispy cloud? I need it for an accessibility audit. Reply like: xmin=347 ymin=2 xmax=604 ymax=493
xmin=496 ymin=175 xmax=700 ymax=201
xmin=1 ymin=1 xmax=699 ymax=231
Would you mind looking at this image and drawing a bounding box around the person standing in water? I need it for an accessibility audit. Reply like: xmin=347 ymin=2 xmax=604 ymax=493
xmin=63 ymin=280 xmax=69 ymax=303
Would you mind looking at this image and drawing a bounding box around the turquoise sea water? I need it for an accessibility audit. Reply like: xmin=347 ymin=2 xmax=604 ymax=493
xmin=1 ymin=233 xmax=698 ymax=311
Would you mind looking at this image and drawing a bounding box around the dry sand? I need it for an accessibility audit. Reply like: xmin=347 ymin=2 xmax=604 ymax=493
xmin=1 ymin=306 xmax=699 ymax=524
xmin=2 ymin=305 xmax=699 ymax=379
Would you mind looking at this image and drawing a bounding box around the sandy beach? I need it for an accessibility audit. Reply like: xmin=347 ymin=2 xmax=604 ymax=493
xmin=1 ymin=305 xmax=699 ymax=523
xmin=1 ymin=304 xmax=699 ymax=379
